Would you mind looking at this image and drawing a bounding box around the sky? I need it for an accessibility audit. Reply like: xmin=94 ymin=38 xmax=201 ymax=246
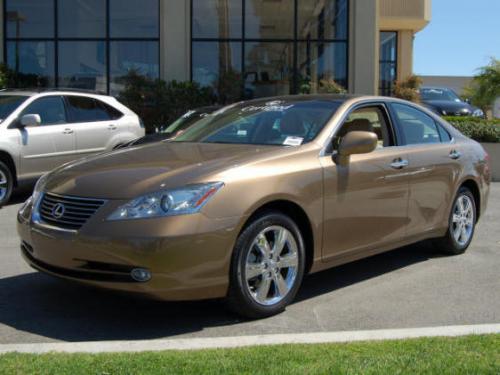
xmin=414 ymin=0 xmax=500 ymax=77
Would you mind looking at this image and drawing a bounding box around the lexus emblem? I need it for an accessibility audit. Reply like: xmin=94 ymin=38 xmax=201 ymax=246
xmin=51 ymin=203 xmax=66 ymax=219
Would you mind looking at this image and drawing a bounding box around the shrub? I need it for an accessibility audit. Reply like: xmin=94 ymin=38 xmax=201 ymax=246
xmin=444 ymin=116 xmax=500 ymax=143
xmin=393 ymin=75 xmax=422 ymax=102
xmin=298 ymin=78 xmax=347 ymax=95
xmin=0 ymin=64 xmax=50 ymax=89
xmin=117 ymin=71 xmax=216 ymax=133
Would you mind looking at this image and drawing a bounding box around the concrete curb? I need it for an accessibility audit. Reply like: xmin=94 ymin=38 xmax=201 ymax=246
xmin=1 ymin=324 xmax=499 ymax=354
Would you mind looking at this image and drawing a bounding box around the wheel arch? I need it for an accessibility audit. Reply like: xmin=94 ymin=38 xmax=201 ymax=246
xmin=238 ymin=199 xmax=315 ymax=274
xmin=0 ymin=150 xmax=18 ymax=187
xmin=460 ymin=179 xmax=481 ymax=221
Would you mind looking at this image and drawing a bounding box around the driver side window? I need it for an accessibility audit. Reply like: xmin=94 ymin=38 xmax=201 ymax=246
xmin=334 ymin=106 xmax=393 ymax=150
xmin=21 ymin=96 xmax=67 ymax=126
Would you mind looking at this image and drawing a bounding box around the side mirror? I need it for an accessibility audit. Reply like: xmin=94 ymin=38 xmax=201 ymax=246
xmin=20 ymin=114 xmax=41 ymax=127
xmin=464 ymin=98 xmax=471 ymax=104
xmin=334 ymin=131 xmax=378 ymax=165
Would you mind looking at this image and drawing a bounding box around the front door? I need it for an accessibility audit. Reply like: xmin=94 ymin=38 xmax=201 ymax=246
xmin=321 ymin=104 xmax=410 ymax=261
xmin=18 ymin=96 xmax=76 ymax=178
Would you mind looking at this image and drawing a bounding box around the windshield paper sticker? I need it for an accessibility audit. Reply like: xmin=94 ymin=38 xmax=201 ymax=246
xmin=283 ymin=136 xmax=304 ymax=146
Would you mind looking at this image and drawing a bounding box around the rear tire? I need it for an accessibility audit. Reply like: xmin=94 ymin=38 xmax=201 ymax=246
xmin=0 ymin=161 xmax=14 ymax=207
xmin=433 ymin=187 xmax=476 ymax=255
xmin=226 ymin=211 xmax=306 ymax=319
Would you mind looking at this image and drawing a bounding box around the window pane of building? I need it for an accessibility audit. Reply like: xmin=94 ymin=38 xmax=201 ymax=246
xmin=58 ymin=0 xmax=106 ymax=38
xmin=379 ymin=32 xmax=397 ymax=96
xmin=244 ymin=42 xmax=293 ymax=99
xmin=192 ymin=0 xmax=242 ymax=39
xmin=297 ymin=0 xmax=348 ymax=40
xmin=245 ymin=0 xmax=294 ymax=39
xmin=110 ymin=0 xmax=159 ymax=38
xmin=7 ymin=41 xmax=55 ymax=87
xmin=110 ymin=41 xmax=159 ymax=95
xmin=192 ymin=41 xmax=242 ymax=102
xmin=6 ymin=0 xmax=54 ymax=38
xmin=58 ymin=42 xmax=107 ymax=92
xmin=298 ymin=42 xmax=347 ymax=93
xmin=379 ymin=62 xmax=396 ymax=96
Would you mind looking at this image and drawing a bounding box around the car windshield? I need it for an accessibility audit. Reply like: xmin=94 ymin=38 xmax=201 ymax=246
xmin=172 ymin=99 xmax=341 ymax=146
xmin=420 ymin=88 xmax=462 ymax=102
xmin=0 ymin=95 xmax=29 ymax=122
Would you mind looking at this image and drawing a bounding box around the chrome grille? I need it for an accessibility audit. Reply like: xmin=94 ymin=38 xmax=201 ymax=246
xmin=39 ymin=193 xmax=106 ymax=230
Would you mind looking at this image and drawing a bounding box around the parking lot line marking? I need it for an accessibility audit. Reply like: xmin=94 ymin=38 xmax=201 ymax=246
xmin=0 ymin=324 xmax=499 ymax=354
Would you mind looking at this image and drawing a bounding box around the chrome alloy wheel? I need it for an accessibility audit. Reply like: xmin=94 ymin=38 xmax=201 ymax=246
xmin=244 ymin=225 xmax=299 ymax=306
xmin=452 ymin=194 xmax=475 ymax=246
xmin=0 ymin=170 xmax=7 ymax=201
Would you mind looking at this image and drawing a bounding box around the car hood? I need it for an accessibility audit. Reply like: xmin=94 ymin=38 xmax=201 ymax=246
xmin=45 ymin=142 xmax=283 ymax=199
xmin=422 ymin=100 xmax=475 ymax=114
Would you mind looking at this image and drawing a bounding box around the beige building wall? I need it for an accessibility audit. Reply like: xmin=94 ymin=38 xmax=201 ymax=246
xmin=161 ymin=0 xmax=190 ymax=82
xmin=349 ymin=0 xmax=379 ymax=95
xmin=380 ymin=0 xmax=431 ymax=83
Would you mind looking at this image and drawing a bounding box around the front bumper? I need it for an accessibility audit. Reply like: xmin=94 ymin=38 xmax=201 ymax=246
xmin=17 ymin=197 xmax=243 ymax=301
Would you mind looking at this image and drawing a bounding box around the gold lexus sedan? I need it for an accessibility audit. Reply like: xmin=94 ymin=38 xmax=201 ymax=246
xmin=17 ymin=95 xmax=490 ymax=318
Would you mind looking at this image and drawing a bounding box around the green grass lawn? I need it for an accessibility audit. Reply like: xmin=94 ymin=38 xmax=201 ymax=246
xmin=1 ymin=334 xmax=499 ymax=375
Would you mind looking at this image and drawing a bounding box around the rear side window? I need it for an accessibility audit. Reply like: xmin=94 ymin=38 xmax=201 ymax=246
xmin=22 ymin=96 xmax=67 ymax=126
xmin=392 ymin=103 xmax=440 ymax=145
xmin=437 ymin=124 xmax=452 ymax=142
xmin=65 ymin=96 xmax=122 ymax=123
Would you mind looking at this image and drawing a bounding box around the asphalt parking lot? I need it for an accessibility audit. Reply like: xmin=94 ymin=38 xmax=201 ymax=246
xmin=0 ymin=184 xmax=499 ymax=345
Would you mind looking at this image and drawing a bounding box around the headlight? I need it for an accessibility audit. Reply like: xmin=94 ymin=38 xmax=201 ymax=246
xmin=32 ymin=173 xmax=49 ymax=204
xmin=473 ymin=109 xmax=484 ymax=118
xmin=107 ymin=182 xmax=224 ymax=221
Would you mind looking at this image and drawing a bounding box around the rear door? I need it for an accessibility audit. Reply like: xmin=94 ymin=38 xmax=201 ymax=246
xmin=18 ymin=96 xmax=76 ymax=177
xmin=64 ymin=95 xmax=122 ymax=155
xmin=389 ymin=103 xmax=462 ymax=236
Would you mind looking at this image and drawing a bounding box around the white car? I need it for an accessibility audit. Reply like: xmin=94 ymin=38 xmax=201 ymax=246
xmin=0 ymin=89 xmax=145 ymax=206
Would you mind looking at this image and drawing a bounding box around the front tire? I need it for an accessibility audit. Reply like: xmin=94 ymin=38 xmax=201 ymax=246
xmin=434 ymin=187 xmax=477 ymax=255
xmin=227 ymin=212 xmax=306 ymax=319
xmin=0 ymin=161 xmax=14 ymax=207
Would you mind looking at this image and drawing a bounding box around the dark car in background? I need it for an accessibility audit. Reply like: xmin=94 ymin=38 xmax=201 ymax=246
xmin=121 ymin=106 xmax=221 ymax=148
xmin=420 ymin=87 xmax=485 ymax=118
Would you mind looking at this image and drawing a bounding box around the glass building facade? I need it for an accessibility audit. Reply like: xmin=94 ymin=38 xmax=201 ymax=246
xmin=191 ymin=0 xmax=348 ymax=100
xmin=4 ymin=0 xmax=160 ymax=94
xmin=379 ymin=31 xmax=397 ymax=96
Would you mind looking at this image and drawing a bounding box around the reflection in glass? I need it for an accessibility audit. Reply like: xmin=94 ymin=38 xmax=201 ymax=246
xmin=7 ymin=41 xmax=55 ymax=87
xmin=192 ymin=0 xmax=242 ymax=39
xmin=298 ymin=42 xmax=347 ymax=93
xmin=110 ymin=41 xmax=159 ymax=95
xmin=245 ymin=0 xmax=294 ymax=39
xmin=244 ymin=42 xmax=293 ymax=99
xmin=6 ymin=0 xmax=54 ymax=38
xmin=192 ymin=42 xmax=242 ymax=103
xmin=110 ymin=0 xmax=159 ymax=38
xmin=58 ymin=0 xmax=106 ymax=38
xmin=58 ymin=42 xmax=107 ymax=91
xmin=297 ymin=0 xmax=348 ymax=40
xmin=379 ymin=32 xmax=397 ymax=96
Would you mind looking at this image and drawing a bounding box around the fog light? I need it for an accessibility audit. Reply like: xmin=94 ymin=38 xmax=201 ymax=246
xmin=131 ymin=268 xmax=152 ymax=282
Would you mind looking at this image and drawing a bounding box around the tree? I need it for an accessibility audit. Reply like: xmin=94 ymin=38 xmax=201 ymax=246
xmin=393 ymin=74 xmax=422 ymax=102
xmin=464 ymin=58 xmax=500 ymax=113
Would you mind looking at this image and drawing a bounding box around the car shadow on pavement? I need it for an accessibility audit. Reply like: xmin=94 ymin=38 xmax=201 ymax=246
xmin=0 ymin=241 xmax=445 ymax=343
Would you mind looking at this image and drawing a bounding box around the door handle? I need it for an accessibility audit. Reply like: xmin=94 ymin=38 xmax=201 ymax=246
xmin=108 ymin=124 xmax=117 ymax=130
xmin=390 ymin=158 xmax=409 ymax=170
xmin=449 ymin=150 xmax=462 ymax=160
xmin=63 ymin=128 xmax=74 ymax=135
